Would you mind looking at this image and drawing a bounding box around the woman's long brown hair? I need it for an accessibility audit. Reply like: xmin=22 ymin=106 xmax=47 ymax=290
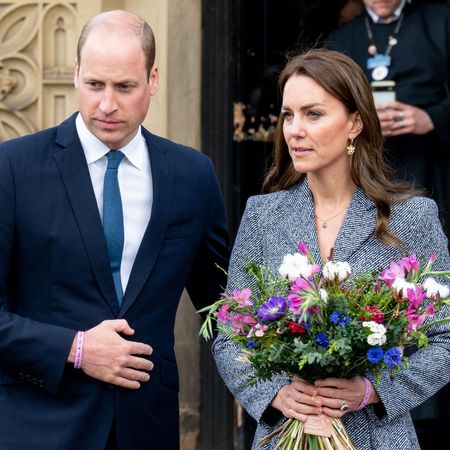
xmin=263 ymin=48 xmax=421 ymax=249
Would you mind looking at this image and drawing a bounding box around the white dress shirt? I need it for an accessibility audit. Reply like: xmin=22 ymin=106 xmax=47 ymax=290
xmin=366 ymin=0 xmax=406 ymax=23
xmin=76 ymin=113 xmax=153 ymax=293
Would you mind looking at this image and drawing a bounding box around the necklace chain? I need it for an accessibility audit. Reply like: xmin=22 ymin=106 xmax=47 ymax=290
xmin=315 ymin=205 xmax=349 ymax=229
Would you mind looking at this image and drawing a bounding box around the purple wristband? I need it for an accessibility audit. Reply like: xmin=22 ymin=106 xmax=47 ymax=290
xmin=356 ymin=376 xmax=371 ymax=411
xmin=74 ymin=331 xmax=84 ymax=369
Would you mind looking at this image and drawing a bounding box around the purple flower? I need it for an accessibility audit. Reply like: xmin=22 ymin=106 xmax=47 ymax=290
xmin=257 ymin=296 xmax=287 ymax=321
xmin=315 ymin=332 xmax=329 ymax=349
xmin=384 ymin=347 xmax=403 ymax=368
xmin=367 ymin=347 xmax=384 ymax=364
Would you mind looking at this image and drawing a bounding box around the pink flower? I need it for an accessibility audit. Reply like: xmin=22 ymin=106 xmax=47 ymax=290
xmin=232 ymin=288 xmax=253 ymax=307
xmin=406 ymin=285 xmax=426 ymax=310
xmin=297 ymin=242 xmax=309 ymax=255
xmin=379 ymin=261 xmax=405 ymax=287
xmin=406 ymin=305 xmax=434 ymax=332
xmin=230 ymin=313 xmax=256 ymax=334
xmin=217 ymin=304 xmax=231 ymax=322
xmin=247 ymin=323 xmax=269 ymax=338
xmin=288 ymin=277 xmax=313 ymax=313
xmin=400 ymin=254 xmax=420 ymax=274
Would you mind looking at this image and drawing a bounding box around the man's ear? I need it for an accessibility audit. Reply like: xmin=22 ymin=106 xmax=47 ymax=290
xmin=74 ymin=59 xmax=80 ymax=88
xmin=148 ymin=65 xmax=159 ymax=96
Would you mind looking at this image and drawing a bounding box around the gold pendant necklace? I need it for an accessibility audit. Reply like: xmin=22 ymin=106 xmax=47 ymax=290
xmin=315 ymin=205 xmax=349 ymax=229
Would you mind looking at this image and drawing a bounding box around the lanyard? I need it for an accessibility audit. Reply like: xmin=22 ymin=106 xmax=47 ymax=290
xmin=364 ymin=12 xmax=405 ymax=57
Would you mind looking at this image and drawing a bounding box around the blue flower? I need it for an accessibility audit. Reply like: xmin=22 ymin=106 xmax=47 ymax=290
xmin=367 ymin=347 xmax=384 ymax=364
xmin=338 ymin=315 xmax=351 ymax=326
xmin=257 ymin=296 xmax=287 ymax=321
xmin=330 ymin=311 xmax=351 ymax=326
xmin=246 ymin=341 xmax=257 ymax=349
xmin=330 ymin=311 xmax=340 ymax=324
xmin=315 ymin=332 xmax=329 ymax=349
xmin=384 ymin=347 xmax=403 ymax=368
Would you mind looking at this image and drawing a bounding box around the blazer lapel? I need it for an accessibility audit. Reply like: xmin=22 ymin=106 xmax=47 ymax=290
xmin=277 ymin=179 xmax=322 ymax=264
xmin=119 ymin=131 xmax=174 ymax=317
xmin=333 ymin=188 xmax=377 ymax=263
xmin=53 ymin=115 xmax=120 ymax=315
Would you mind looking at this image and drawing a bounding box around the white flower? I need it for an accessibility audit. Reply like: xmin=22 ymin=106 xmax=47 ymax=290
xmin=278 ymin=253 xmax=314 ymax=281
xmin=363 ymin=321 xmax=387 ymax=346
xmin=319 ymin=289 xmax=328 ymax=303
xmin=392 ymin=278 xmax=415 ymax=299
xmin=423 ymin=277 xmax=450 ymax=300
xmin=367 ymin=333 xmax=387 ymax=346
xmin=322 ymin=261 xmax=352 ymax=282
xmin=362 ymin=321 xmax=386 ymax=334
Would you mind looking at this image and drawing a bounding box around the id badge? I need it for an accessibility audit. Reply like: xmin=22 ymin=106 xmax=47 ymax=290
xmin=367 ymin=54 xmax=391 ymax=70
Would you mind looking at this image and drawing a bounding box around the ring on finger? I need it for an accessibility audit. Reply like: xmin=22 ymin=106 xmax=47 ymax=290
xmin=340 ymin=400 xmax=349 ymax=412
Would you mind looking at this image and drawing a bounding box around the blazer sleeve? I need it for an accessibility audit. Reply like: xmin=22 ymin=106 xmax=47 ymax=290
xmin=185 ymin=156 xmax=230 ymax=312
xmin=367 ymin=198 xmax=450 ymax=421
xmin=0 ymin=150 xmax=76 ymax=394
xmin=212 ymin=196 xmax=290 ymax=425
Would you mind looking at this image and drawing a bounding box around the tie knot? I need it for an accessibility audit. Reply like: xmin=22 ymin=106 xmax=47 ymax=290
xmin=107 ymin=150 xmax=125 ymax=170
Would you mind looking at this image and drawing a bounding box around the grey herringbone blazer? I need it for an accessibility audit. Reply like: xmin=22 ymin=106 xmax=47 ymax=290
xmin=213 ymin=179 xmax=450 ymax=450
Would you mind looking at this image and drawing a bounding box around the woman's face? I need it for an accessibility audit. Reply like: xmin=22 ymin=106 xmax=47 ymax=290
xmin=282 ymin=74 xmax=361 ymax=179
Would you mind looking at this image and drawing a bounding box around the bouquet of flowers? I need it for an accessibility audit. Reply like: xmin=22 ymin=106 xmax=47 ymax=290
xmin=199 ymin=242 xmax=450 ymax=450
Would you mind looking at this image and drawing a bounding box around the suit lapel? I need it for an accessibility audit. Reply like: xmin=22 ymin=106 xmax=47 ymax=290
xmin=53 ymin=115 xmax=120 ymax=315
xmin=120 ymin=130 xmax=174 ymax=316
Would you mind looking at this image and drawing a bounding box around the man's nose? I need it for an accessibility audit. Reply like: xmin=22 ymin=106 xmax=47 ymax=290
xmin=99 ymin=88 xmax=118 ymax=115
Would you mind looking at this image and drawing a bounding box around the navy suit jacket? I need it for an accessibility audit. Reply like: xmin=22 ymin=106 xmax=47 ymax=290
xmin=0 ymin=114 xmax=229 ymax=450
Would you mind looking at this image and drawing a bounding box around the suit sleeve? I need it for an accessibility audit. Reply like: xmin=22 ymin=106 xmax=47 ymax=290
xmin=367 ymin=198 xmax=450 ymax=421
xmin=212 ymin=196 xmax=289 ymax=425
xmin=0 ymin=150 xmax=76 ymax=394
xmin=185 ymin=157 xmax=230 ymax=312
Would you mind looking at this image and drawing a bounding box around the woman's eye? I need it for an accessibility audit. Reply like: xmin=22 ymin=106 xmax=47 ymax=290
xmin=307 ymin=110 xmax=322 ymax=119
xmin=281 ymin=111 xmax=292 ymax=121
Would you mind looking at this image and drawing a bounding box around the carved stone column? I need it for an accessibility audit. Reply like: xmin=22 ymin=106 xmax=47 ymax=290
xmin=0 ymin=1 xmax=78 ymax=141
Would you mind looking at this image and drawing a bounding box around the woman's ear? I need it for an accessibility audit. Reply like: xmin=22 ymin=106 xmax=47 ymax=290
xmin=349 ymin=112 xmax=363 ymax=139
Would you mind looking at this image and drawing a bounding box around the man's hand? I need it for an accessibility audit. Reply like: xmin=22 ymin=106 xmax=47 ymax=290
xmin=376 ymin=101 xmax=434 ymax=137
xmin=68 ymin=319 xmax=153 ymax=389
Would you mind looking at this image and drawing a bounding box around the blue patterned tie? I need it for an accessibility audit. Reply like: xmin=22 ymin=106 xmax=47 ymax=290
xmin=103 ymin=151 xmax=125 ymax=305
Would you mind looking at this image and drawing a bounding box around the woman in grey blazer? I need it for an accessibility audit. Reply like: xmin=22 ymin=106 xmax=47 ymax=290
xmin=213 ymin=49 xmax=450 ymax=450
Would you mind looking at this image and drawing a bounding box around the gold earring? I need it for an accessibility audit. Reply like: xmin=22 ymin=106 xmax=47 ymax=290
xmin=346 ymin=138 xmax=355 ymax=156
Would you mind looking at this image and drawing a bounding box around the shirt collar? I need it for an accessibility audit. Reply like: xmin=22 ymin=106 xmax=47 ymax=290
xmin=76 ymin=113 xmax=146 ymax=170
xmin=366 ymin=0 xmax=406 ymax=24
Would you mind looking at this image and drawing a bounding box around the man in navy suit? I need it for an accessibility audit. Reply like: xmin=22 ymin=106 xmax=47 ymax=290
xmin=0 ymin=10 xmax=229 ymax=450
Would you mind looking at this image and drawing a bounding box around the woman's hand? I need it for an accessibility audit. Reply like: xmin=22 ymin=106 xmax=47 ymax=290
xmin=271 ymin=378 xmax=323 ymax=422
xmin=313 ymin=376 xmax=380 ymax=417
